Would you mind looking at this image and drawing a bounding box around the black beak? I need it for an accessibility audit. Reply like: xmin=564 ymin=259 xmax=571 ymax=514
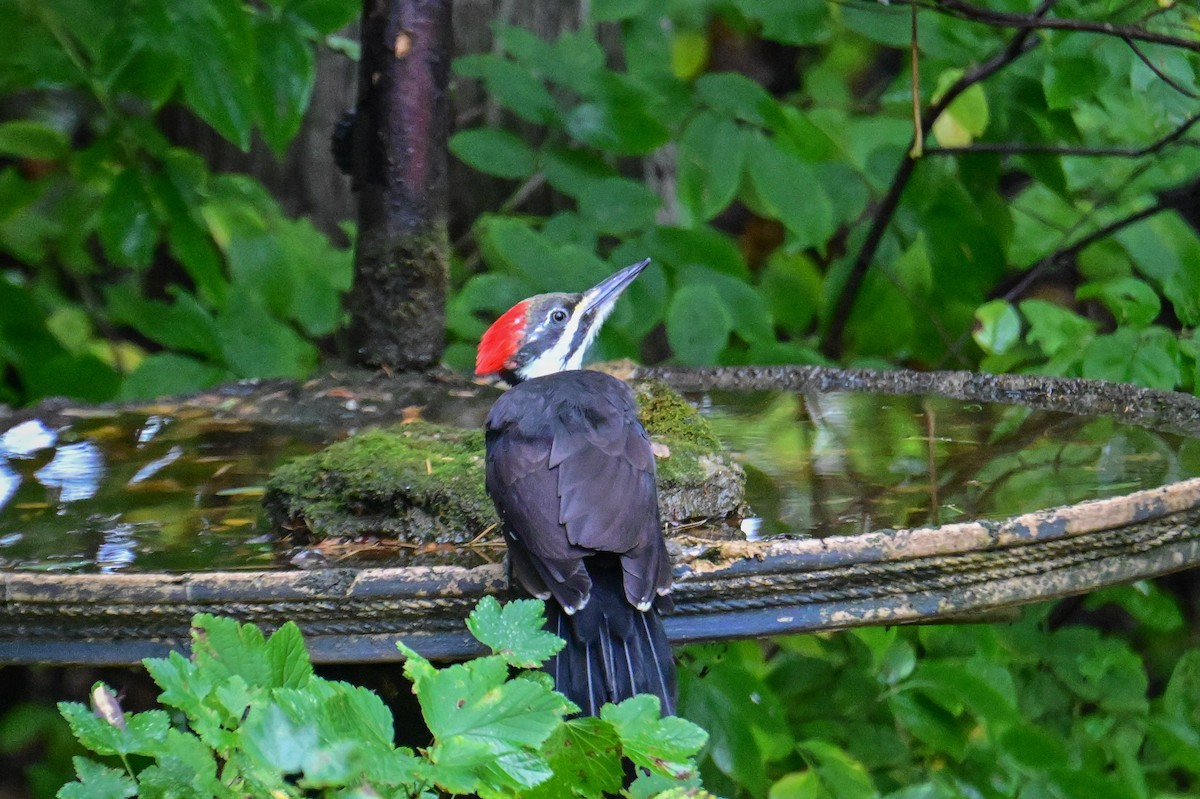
xmin=579 ymin=258 xmax=650 ymax=317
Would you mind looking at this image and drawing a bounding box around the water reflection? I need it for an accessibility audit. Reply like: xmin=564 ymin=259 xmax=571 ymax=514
xmin=699 ymin=391 xmax=1199 ymax=539
xmin=0 ymin=419 xmax=56 ymax=456
xmin=0 ymin=387 xmax=1197 ymax=572
xmin=0 ymin=411 xmax=334 ymax=572
xmin=35 ymin=441 xmax=104 ymax=504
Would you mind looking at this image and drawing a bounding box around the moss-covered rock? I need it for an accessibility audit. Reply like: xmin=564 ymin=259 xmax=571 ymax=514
xmin=264 ymin=421 xmax=493 ymax=544
xmin=264 ymin=379 xmax=745 ymax=543
xmin=632 ymin=379 xmax=745 ymax=522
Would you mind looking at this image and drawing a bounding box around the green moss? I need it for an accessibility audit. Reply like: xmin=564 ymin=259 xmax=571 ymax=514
xmin=264 ymin=421 xmax=495 ymax=544
xmin=635 ymin=379 xmax=722 ymax=449
xmin=634 ymin=379 xmax=722 ymax=486
xmin=264 ymin=381 xmax=744 ymax=542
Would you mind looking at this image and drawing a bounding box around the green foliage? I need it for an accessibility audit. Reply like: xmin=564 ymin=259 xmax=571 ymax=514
xmin=447 ymin=2 xmax=1200 ymax=392
xmin=0 ymin=0 xmax=356 ymax=406
xmin=56 ymin=598 xmax=708 ymax=798
xmin=680 ymin=587 xmax=1200 ymax=799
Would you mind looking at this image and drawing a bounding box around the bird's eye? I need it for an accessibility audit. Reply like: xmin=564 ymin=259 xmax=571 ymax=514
xmin=550 ymin=309 xmax=568 ymax=323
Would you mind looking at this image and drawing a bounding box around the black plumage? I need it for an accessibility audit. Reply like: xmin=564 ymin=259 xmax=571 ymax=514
xmin=484 ymin=369 xmax=676 ymax=715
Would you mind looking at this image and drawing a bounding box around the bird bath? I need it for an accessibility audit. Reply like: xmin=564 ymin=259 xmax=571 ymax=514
xmin=2 ymin=366 xmax=1200 ymax=664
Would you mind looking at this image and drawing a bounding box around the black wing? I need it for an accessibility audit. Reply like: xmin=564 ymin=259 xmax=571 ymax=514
xmin=484 ymin=371 xmax=672 ymax=612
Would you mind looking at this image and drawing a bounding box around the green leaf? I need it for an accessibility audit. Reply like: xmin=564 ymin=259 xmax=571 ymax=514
xmin=734 ymin=0 xmax=829 ymax=45
xmin=105 ymin=283 xmax=222 ymax=358
xmin=1077 ymin=277 xmax=1161 ymax=328
xmin=1163 ymin=650 xmax=1200 ymax=727
xmin=456 ymin=55 xmax=557 ymax=125
xmin=284 ymin=0 xmax=361 ymax=34
xmin=565 ymin=74 xmax=669 ymax=155
xmin=241 ymin=702 xmax=318 ymax=774
xmin=1081 ymin=326 xmax=1180 ymax=390
xmin=666 ymin=284 xmax=733 ymax=365
xmin=695 ymin=72 xmax=776 ymax=125
xmin=154 ymin=155 xmax=228 ymax=308
xmin=399 ymin=638 xmax=571 ymax=791
xmin=57 ymin=758 xmax=136 ymax=799
xmin=276 ymin=216 xmax=352 ymax=336
xmin=762 ymin=250 xmax=822 ymax=335
xmin=215 ymin=293 xmax=316 ymax=378
xmin=646 ymin=226 xmax=748 ymax=280
xmin=58 ymin=701 xmax=171 ymax=758
xmin=998 ymin=724 xmax=1070 ymax=773
xmin=677 ymin=112 xmax=745 ymax=223
xmin=1084 ymin=582 xmax=1184 ymax=634
xmin=1044 ymin=56 xmax=1105 ymax=111
xmin=1147 ymin=716 xmax=1200 ymax=775
xmin=527 ymin=717 xmax=624 ymax=799
xmin=678 ymin=643 xmax=787 ymax=795
xmin=931 ymin=71 xmax=989 ymax=148
xmin=100 ymin=168 xmax=159 ymax=268
xmin=252 ymin=16 xmax=316 ymax=155
xmin=450 ymin=128 xmax=537 ymax=180
xmin=267 ymin=621 xmax=314 ymax=689
xmin=418 ymin=656 xmax=569 ymax=749
xmin=769 ymin=771 xmax=826 ymax=799
xmin=887 ymin=692 xmax=968 ymax=761
xmin=1020 ymin=299 xmax=1095 ymax=358
xmin=678 ymin=265 xmax=774 ymax=344
xmin=1119 ymin=215 xmax=1200 ymax=326
xmin=577 ymin=177 xmax=661 ymax=235
xmin=190 ymin=613 xmax=274 ymax=687
xmin=0 ymin=120 xmax=69 ymax=159
xmin=477 ymin=216 xmax=606 ymax=292
xmin=747 ymin=134 xmax=835 ymax=248
xmin=796 ymin=740 xmax=877 ymax=799
xmin=973 ymin=300 xmax=1021 ymax=355
xmin=542 ymin=147 xmax=617 ymax=199
xmin=590 ymin=0 xmax=650 ymax=22
xmin=465 ymin=597 xmax=564 ymax=668
xmin=152 ymin=0 xmax=256 ymax=150
xmin=602 ymin=695 xmax=707 ymax=780
xmin=670 ymin=30 xmax=709 ymax=81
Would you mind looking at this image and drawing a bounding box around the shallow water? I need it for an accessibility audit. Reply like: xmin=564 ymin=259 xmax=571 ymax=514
xmin=0 ymin=389 xmax=1196 ymax=572
xmin=699 ymin=391 xmax=1200 ymax=539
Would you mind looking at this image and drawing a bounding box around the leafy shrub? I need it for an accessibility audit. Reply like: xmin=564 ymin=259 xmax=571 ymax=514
xmin=56 ymin=597 xmax=708 ymax=798
xmin=679 ymin=582 xmax=1200 ymax=799
xmin=446 ymin=3 xmax=1200 ymax=390
xmin=0 ymin=0 xmax=359 ymax=406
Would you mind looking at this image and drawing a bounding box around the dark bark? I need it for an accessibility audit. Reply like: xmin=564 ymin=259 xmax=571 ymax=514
xmin=347 ymin=0 xmax=452 ymax=370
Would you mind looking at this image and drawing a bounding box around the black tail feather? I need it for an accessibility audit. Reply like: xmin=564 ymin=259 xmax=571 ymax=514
xmin=546 ymin=564 xmax=676 ymax=717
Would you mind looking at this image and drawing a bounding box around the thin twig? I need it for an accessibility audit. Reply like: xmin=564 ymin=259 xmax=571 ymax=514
xmin=909 ymin=1 xmax=924 ymax=159
xmin=926 ymin=0 xmax=1200 ymax=53
xmin=991 ymin=197 xmax=1172 ymax=303
xmin=1123 ymin=35 xmax=1200 ymax=99
xmin=926 ymin=113 xmax=1200 ymax=157
xmin=820 ymin=0 xmax=1056 ymax=358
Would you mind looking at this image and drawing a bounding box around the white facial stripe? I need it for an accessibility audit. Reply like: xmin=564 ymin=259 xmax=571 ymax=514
xmin=517 ymin=303 xmax=592 ymax=379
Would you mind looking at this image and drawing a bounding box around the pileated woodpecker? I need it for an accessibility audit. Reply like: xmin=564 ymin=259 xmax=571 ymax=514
xmin=475 ymin=259 xmax=676 ymax=716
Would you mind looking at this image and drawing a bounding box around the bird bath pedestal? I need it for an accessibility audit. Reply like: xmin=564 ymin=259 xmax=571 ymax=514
xmin=1 ymin=366 xmax=1199 ymax=665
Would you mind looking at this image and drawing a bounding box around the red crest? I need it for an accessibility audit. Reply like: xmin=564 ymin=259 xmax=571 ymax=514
xmin=475 ymin=301 xmax=529 ymax=376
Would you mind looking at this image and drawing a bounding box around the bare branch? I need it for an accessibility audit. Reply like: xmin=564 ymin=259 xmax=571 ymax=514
xmin=819 ymin=0 xmax=1055 ymax=358
xmin=909 ymin=1 xmax=924 ymax=158
xmin=990 ymin=199 xmax=1172 ymax=304
xmin=927 ymin=0 xmax=1200 ymax=53
xmin=1123 ymin=35 xmax=1200 ymax=99
xmin=925 ymin=113 xmax=1200 ymax=158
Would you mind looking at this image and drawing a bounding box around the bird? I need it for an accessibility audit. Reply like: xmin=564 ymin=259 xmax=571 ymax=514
xmin=475 ymin=258 xmax=676 ymax=717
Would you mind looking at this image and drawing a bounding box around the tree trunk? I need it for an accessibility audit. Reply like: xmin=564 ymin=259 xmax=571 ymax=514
xmin=347 ymin=0 xmax=452 ymax=370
